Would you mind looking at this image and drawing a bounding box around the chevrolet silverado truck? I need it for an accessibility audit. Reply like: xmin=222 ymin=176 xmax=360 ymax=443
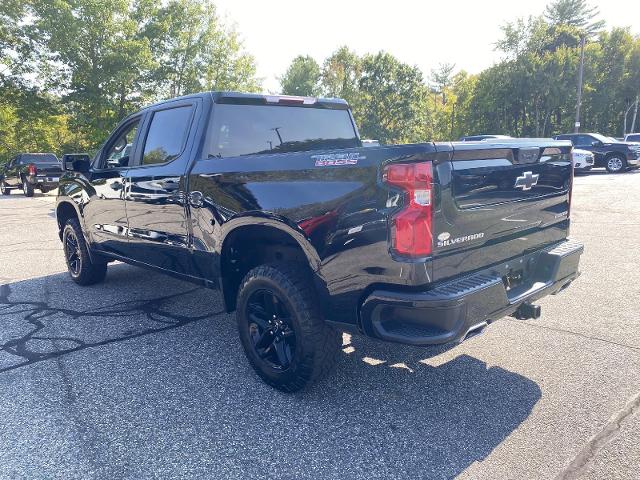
xmin=56 ymin=92 xmax=583 ymax=391
xmin=1 ymin=153 xmax=63 ymax=196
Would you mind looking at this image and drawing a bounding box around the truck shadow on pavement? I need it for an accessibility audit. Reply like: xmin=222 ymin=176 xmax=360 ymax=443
xmin=0 ymin=263 xmax=541 ymax=479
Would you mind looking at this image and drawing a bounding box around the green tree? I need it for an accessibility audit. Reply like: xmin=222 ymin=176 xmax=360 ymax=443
xmin=29 ymin=0 xmax=154 ymax=145
xmin=356 ymin=52 xmax=429 ymax=144
xmin=321 ymin=46 xmax=362 ymax=107
xmin=0 ymin=0 xmax=33 ymax=84
xmin=280 ymin=55 xmax=321 ymax=96
xmin=544 ymin=0 xmax=605 ymax=36
xmin=141 ymin=0 xmax=260 ymax=98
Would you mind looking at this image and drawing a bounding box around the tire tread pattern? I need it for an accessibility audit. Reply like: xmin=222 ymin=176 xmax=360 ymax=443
xmin=63 ymin=218 xmax=107 ymax=286
xmin=237 ymin=262 xmax=340 ymax=392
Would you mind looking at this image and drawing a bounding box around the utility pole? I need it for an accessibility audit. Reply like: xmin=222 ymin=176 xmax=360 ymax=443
xmin=450 ymin=101 xmax=456 ymax=140
xmin=632 ymin=96 xmax=639 ymax=134
xmin=624 ymin=96 xmax=638 ymax=135
xmin=574 ymin=35 xmax=586 ymax=133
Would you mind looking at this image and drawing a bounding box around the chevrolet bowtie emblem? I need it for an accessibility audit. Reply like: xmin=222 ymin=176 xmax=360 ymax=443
xmin=514 ymin=171 xmax=540 ymax=191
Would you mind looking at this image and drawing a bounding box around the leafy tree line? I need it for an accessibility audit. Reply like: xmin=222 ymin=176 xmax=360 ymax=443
xmin=280 ymin=0 xmax=640 ymax=142
xmin=0 ymin=0 xmax=261 ymax=160
xmin=1 ymin=0 xmax=639 ymax=163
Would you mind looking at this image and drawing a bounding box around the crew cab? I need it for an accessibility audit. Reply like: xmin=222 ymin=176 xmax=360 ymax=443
xmin=1 ymin=153 xmax=63 ymax=196
xmin=56 ymin=92 xmax=583 ymax=391
xmin=553 ymin=133 xmax=640 ymax=173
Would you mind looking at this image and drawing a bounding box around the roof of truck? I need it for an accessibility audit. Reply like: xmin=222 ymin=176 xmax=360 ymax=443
xmin=143 ymin=91 xmax=350 ymax=110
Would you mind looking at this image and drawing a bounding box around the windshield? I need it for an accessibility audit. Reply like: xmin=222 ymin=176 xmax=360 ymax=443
xmin=207 ymin=104 xmax=359 ymax=158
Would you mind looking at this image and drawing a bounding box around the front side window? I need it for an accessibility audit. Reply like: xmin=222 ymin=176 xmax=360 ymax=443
xmin=142 ymin=105 xmax=193 ymax=165
xmin=575 ymin=135 xmax=595 ymax=146
xmin=207 ymin=104 xmax=359 ymax=158
xmin=104 ymin=119 xmax=140 ymax=169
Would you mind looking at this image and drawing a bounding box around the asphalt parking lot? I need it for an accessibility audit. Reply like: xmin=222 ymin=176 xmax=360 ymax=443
xmin=1 ymin=169 xmax=640 ymax=479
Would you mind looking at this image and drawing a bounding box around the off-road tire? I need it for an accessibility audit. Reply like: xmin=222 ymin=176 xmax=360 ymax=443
xmin=22 ymin=178 xmax=34 ymax=197
xmin=62 ymin=218 xmax=108 ymax=285
xmin=236 ymin=263 xmax=340 ymax=392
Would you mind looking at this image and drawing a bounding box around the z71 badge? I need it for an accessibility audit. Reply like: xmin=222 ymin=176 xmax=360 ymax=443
xmin=312 ymin=152 xmax=364 ymax=167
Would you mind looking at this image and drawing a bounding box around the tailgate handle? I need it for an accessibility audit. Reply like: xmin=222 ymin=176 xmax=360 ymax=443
xmin=515 ymin=148 xmax=540 ymax=164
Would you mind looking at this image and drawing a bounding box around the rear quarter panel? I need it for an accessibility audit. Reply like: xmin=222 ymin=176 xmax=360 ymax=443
xmin=187 ymin=143 xmax=439 ymax=323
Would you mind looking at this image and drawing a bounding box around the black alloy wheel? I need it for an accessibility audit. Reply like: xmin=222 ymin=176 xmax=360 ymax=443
xmin=62 ymin=218 xmax=108 ymax=285
xmin=247 ymin=289 xmax=296 ymax=370
xmin=64 ymin=230 xmax=82 ymax=276
xmin=236 ymin=263 xmax=340 ymax=392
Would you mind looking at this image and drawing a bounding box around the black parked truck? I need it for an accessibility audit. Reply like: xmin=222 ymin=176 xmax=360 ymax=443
xmin=1 ymin=153 xmax=63 ymax=196
xmin=553 ymin=133 xmax=640 ymax=173
xmin=56 ymin=92 xmax=583 ymax=391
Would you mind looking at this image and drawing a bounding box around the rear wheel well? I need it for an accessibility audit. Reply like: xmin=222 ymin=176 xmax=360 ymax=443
xmin=221 ymin=225 xmax=310 ymax=312
xmin=56 ymin=202 xmax=79 ymax=239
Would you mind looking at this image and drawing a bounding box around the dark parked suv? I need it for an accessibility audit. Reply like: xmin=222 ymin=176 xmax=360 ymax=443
xmin=1 ymin=153 xmax=63 ymax=196
xmin=553 ymin=133 xmax=640 ymax=173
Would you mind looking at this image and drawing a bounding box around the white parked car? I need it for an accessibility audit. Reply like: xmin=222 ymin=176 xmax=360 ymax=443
xmin=572 ymin=148 xmax=594 ymax=172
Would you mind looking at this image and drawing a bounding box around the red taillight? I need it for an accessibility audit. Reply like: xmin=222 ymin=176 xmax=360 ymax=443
xmin=28 ymin=163 xmax=37 ymax=176
xmin=383 ymin=162 xmax=433 ymax=257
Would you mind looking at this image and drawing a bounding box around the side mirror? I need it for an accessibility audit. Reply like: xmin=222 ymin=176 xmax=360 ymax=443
xmin=591 ymin=140 xmax=603 ymax=147
xmin=62 ymin=153 xmax=91 ymax=172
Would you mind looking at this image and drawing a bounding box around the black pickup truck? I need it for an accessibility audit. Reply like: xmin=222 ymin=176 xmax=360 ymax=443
xmin=1 ymin=153 xmax=63 ymax=196
xmin=56 ymin=92 xmax=583 ymax=391
xmin=553 ymin=133 xmax=640 ymax=173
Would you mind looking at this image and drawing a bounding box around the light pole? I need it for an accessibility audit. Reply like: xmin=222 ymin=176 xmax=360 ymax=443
xmin=624 ymin=96 xmax=639 ymax=135
xmin=574 ymin=35 xmax=586 ymax=133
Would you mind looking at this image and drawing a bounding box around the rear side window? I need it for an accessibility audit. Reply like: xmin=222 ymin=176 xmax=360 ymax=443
xmin=627 ymin=134 xmax=640 ymax=142
xmin=207 ymin=104 xmax=359 ymax=158
xmin=142 ymin=105 xmax=194 ymax=165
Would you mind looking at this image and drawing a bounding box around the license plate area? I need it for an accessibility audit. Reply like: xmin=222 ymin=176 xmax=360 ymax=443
xmin=502 ymin=269 xmax=524 ymax=291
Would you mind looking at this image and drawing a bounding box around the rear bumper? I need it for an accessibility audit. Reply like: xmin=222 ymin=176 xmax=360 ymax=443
xmin=359 ymin=240 xmax=583 ymax=346
xmin=28 ymin=175 xmax=60 ymax=188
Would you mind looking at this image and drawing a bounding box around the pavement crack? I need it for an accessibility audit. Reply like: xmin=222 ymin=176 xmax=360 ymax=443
xmin=0 ymin=283 xmax=222 ymax=373
xmin=555 ymin=389 xmax=640 ymax=480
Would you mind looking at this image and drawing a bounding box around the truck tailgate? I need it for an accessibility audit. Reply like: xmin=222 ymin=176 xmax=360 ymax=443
xmin=431 ymin=140 xmax=573 ymax=282
xmin=32 ymin=162 xmax=64 ymax=178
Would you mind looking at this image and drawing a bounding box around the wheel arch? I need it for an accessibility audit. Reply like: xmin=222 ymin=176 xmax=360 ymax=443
xmin=218 ymin=216 xmax=324 ymax=313
xmin=55 ymin=200 xmax=82 ymax=240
